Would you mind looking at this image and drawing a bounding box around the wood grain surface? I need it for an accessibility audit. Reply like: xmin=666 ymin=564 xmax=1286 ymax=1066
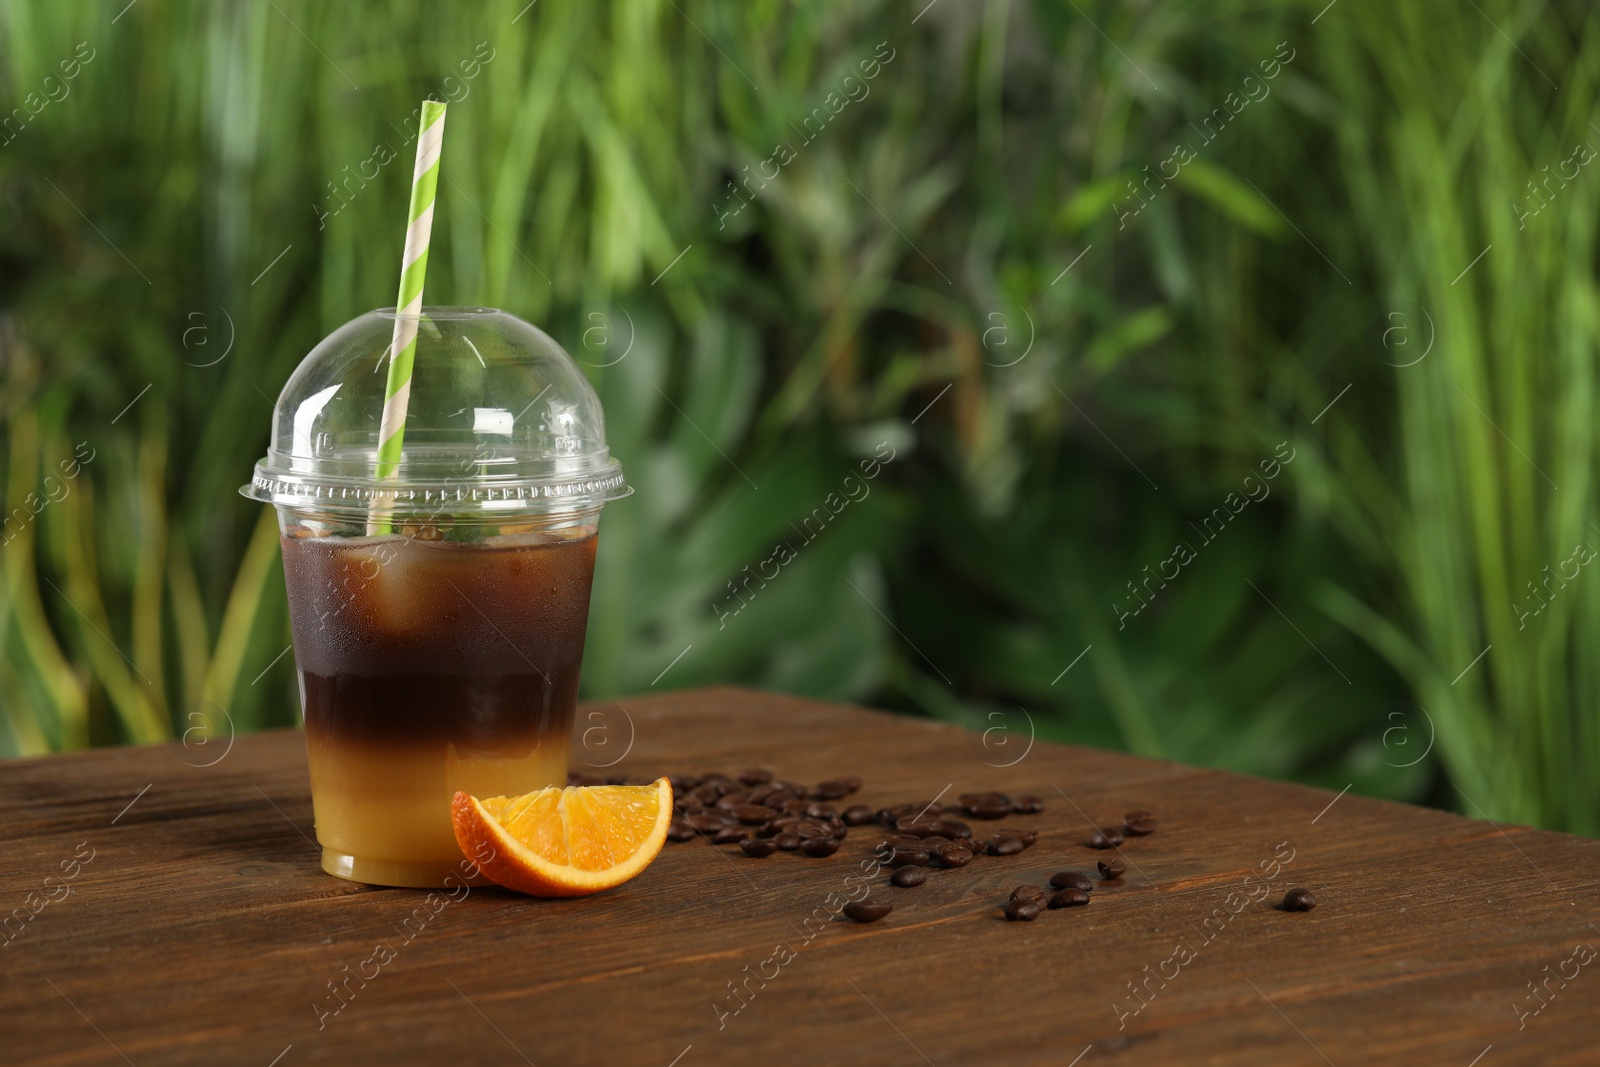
xmin=2 ymin=686 xmax=1598 ymax=1066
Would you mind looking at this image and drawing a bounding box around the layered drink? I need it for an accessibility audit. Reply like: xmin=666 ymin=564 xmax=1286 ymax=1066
xmin=242 ymin=305 xmax=630 ymax=887
xmin=280 ymin=520 xmax=598 ymax=887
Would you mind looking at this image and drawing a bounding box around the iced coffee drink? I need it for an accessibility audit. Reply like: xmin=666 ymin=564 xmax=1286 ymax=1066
xmin=282 ymin=521 xmax=597 ymax=886
xmin=244 ymin=307 xmax=629 ymax=887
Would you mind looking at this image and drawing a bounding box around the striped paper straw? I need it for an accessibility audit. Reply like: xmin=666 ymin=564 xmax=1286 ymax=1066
xmin=369 ymin=99 xmax=447 ymax=534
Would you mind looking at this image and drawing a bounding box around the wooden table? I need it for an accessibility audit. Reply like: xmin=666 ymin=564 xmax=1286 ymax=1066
xmin=4 ymin=687 xmax=1598 ymax=1065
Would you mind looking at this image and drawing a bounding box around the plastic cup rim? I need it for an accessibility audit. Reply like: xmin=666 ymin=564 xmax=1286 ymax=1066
xmin=373 ymin=305 xmax=502 ymax=321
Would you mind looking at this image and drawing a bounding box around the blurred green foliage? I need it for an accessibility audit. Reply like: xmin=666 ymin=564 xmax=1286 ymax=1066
xmin=0 ymin=1 xmax=1591 ymax=832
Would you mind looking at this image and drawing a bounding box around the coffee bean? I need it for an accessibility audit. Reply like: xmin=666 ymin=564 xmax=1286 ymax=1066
xmin=842 ymin=804 xmax=875 ymax=826
xmin=1010 ymin=885 xmax=1047 ymax=902
xmin=773 ymin=832 xmax=802 ymax=851
xmin=814 ymin=780 xmax=854 ymax=800
xmin=936 ymin=844 xmax=974 ymax=868
xmin=874 ymin=807 xmax=900 ymax=825
xmin=968 ymin=801 xmax=1011 ymax=820
xmin=938 ymin=819 xmax=973 ymax=839
xmin=1049 ymin=871 xmax=1093 ymax=892
xmin=1123 ymin=810 xmax=1157 ymax=836
xmin=1098 ymin=859 xmax=1126 ymax=880
xmin=801 ymin=837 xmax=841 ymax=858
xmin=890 ymin=866 xmax=928 ymax=888
xmin=839 ymin=775 xmax=863 ymax=792
xmin=686 ymin=812 xmax=732 ymax=834
xmin=1049 ymin=888 xmax=1090 ymax=909
xmin=843 ymin=901 xmax=893 ymax=923
xmin=802 ymin=803 xmax=834 ymax=820
xmin=1004 ymin=898 xmax=1043 ymax=921
xmin=988 ymin=837 xmax=1024 ymax=857
xmin=713 ymin=825 xmax=753 ymax=844
xmin=885 ymin=847 xmax=930 ymax=868
xmin=894 ymin=817 xmax=945 ymax=837
xmin=1011 ymin=795 xmax=1044 ymax=814
xmin=959 ymin=792 xmax=1007 ymax=808
xmin=880 ymin=834 xmax=925 ymax=849
xmin=740 ymin=838 xmax=778 ymax=858
xmin=789 ymin=820 xmax=833 ymax=840
xmin=667 ymin=819 xmax=696 ymax=842
xmin=1088 ymin=828 xmax=1124 ymax=849
xmin=991 ymin=831 xmax=1032 ymax=852
xmin=714 ymin=792 xmax=749 ymax=812
xmin=737 ymin=768 xmax=773 ymax=786
xmin=735 ymin=805 xmax=776 ymax=825
xmin=1283 ymin=888 xmax=1317 ymax=912
xmin=918 ymin=835 xmax=953 ymax=849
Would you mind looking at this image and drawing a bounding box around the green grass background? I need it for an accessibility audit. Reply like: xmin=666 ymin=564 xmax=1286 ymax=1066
xmin=1 ymin=0 xmax=1593 ymax=833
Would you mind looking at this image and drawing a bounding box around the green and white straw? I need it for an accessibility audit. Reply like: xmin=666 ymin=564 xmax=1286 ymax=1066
xmin=370 ymin=99 xmax=447 ymax=533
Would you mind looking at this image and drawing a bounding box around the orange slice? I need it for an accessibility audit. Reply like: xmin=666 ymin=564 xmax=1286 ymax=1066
xmin=451 ymin=778 xmax=672 ymax=897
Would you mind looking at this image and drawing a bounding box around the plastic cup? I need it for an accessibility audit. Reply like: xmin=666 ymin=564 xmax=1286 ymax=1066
xmin=242 ymin=307 xmax=629 ymax=887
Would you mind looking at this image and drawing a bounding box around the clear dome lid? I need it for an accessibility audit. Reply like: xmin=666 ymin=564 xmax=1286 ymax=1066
xmin=242 ymin=307 xmax=629 ymax=519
